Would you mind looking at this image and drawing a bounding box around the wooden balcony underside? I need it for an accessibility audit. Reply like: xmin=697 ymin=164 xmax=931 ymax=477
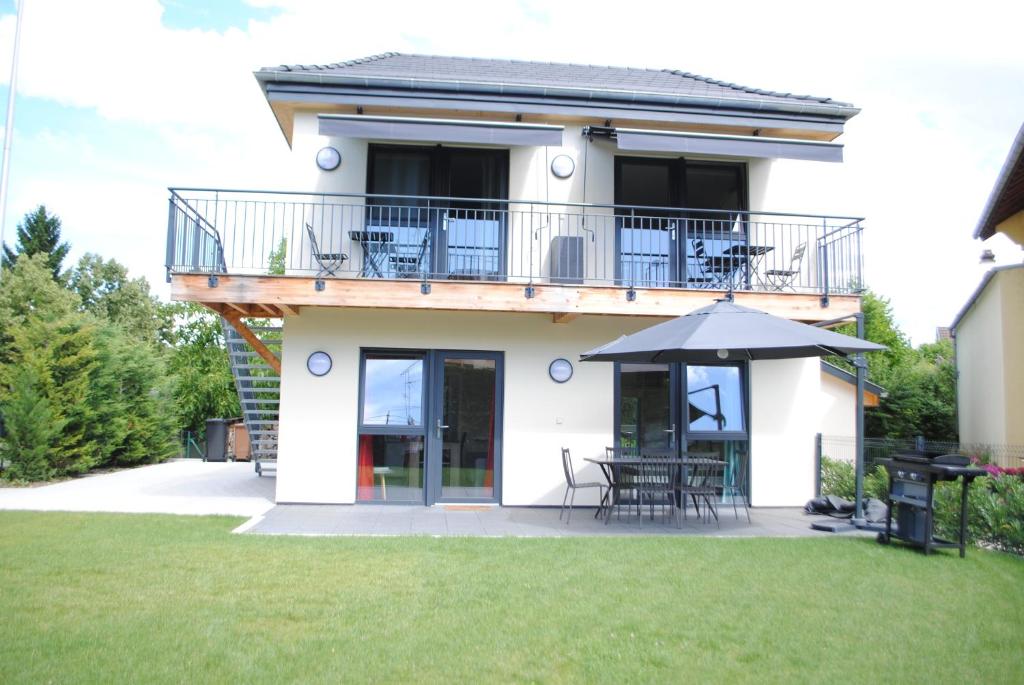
xmin=172 ymin=273 xmax=860 ymax=323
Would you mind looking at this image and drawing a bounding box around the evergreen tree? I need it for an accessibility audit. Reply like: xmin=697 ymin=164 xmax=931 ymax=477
xmin=0 ymin=365 xmax=63 ymax=481
xmin=1 ymin=205 xmax=71 ymax=279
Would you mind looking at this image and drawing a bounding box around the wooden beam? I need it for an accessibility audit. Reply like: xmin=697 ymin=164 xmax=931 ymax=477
xmin=256 ymin=303 xmax=282 ymax=317
xmin=278 ymin=303 xmax=299 ymax=317
xmin=221 ymin=312 xmax=282 ymax=375
xmin=225 ymin=302 xmax=251 ymax=316
xmin=173 ymin=274 xmax=860 ymax=323
xmin=552 ymin=312 xmax=580 ymax=324
xmin=200 ymin=302 xmax=225 ymax=315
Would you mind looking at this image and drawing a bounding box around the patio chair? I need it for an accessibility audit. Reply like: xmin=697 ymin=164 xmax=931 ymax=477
xmin=721 ymin=460 xmax=751 ymax=523
xmin=560 ymin=448 xmax=607 ymax=525
xmin=680 ymin=459 xmax=724 ymax=526
xmin=763 ymin=242 xmax=806 ymax=291
xmin=305 ymin=223 xmax=349 ymax=277
xmin=604 ymin=446 xmax=640 ymax=523
xmin=690 ymin=239 xmax=732 ymax=288
xmin=636 ymin=455 xmax=680 ymax=528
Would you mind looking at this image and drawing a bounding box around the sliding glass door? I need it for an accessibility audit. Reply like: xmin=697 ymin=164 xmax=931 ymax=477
xmin=367 ymin=145 xmax=509 ymax=281
xmin=616 ymin=361 xmax=749 ymax=502
xmin=357 ymin=349 xmax=503 ymax=505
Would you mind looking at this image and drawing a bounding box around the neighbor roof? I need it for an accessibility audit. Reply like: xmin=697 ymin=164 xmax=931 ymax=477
xmin=257 ymin=52 xmax=858 ymax=119
xmin=975 ymin=123 xmax=1024 ymax=240
xmin=950 ymin=263 xmax=1024 ymax=330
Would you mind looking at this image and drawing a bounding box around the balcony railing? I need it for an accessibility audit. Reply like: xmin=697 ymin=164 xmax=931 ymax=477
xmin=166 ymin=188 xmax=865 ymax=297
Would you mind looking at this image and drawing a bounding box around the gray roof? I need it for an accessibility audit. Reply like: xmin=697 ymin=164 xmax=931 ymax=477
xmin=820 ymin=361 xmax=886 ymax=397
xmin=260 ymin=53 xmax=856 ymax=116
xmin=974 ymin=122 xmax=1024 ymax=240
xmin=950 ymin=263 xmax=1024 ymax=330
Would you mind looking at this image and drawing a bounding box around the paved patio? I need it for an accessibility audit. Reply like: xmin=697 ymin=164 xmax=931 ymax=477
xmin=242 ymin=502 xmax=843 ymax=537
xmin=0 ymin=460 xmax=275 ymax=517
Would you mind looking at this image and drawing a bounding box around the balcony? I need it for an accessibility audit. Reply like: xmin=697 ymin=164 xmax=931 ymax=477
xmin=166 ymin=189 xmax=864 ymax=321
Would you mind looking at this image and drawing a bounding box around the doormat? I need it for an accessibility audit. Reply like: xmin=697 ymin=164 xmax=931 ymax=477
xmin=442 ymin=505 xmax=493 ymax=512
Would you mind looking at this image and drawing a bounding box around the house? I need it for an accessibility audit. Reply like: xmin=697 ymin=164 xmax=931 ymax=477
xmin=165 ymin=53 xmax=866 ymax=508
xmin=952 ymin=123 xmax=1024 ymax=446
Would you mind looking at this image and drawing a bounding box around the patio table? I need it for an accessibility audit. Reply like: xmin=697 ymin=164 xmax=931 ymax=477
xmin=584 ymin=453 xmax=724 ymax=526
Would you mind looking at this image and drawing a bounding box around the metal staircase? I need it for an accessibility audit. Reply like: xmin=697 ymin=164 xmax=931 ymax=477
xmin=222 ymin=318 xmax=282 ymax=476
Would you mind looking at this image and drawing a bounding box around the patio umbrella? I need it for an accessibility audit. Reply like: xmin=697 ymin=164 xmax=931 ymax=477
xmin=580 ymin=300 xmax=885 ymax=363
xmin=581 ymin=299 xmax=885 ymax=525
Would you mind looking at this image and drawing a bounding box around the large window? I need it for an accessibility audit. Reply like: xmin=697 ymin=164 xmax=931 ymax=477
xmin=367 ymin=145 xmax=509 ymax=280
xmin=358 ymin=352 xmax=426 ymax=503
xmin=615 ymin=157 xmax=746 ymax=287
xmin=686 ymin=365 xmax=745 ymax=433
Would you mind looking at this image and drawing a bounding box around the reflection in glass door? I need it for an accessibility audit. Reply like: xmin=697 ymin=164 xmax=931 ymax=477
xmin=429 ymin=352 xmax=502 ymax=503
xmin=618 ymin=363 xmax=675 ymax=449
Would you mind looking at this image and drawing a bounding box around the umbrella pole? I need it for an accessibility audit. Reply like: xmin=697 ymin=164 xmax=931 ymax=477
xmin=852 ymin=312 xmax=866 ymax=526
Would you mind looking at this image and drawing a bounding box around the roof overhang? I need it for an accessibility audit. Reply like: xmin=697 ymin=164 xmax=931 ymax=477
xmin=318 ymin=113 xmax=564 ymax=146
xmin=256 ymin=69 xmax=857 ymax=147
xmin=975 ymin=123 xmax=1024 ymax=242
xmin=950 ymin=263 xmax=1024 ymax=331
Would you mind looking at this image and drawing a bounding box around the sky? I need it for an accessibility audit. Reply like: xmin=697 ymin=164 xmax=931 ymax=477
xmin=0 ymin=0 xmax=1022 ymax=345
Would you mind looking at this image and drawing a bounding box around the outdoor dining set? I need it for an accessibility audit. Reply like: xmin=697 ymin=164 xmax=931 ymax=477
xmin=559 ymin=447 xmax=751 ymax=528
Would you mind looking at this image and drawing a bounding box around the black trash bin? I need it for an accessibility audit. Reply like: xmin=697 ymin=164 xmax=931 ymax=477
xmin=205 ymin=419 xmax=230 ymax=462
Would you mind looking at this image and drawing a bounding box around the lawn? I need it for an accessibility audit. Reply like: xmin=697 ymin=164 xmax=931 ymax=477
xmin=1 ymin=512 xmax=1021 ymax=684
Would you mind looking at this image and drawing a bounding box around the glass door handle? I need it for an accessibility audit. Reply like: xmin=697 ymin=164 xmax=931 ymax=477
xmin=436 ymin=419 xmax=450 ymax=440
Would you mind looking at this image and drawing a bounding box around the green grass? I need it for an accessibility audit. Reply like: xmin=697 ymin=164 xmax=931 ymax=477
xmin=1 ymin=512 xmax=1021 ymax=684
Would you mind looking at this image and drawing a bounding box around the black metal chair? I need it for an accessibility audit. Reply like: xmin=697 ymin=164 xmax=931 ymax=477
xmin=690 ymin=239 xmax=732 ymax=288
xmin=680 ymin=459 xmax=724 ymax=526
xmin=637 ymin=455 xmax=680 ymax=528
xmin=560 ymin=448 xmax=606 ymax=524
xmin=721 ymin=459 xmax=751 ymax=523
xmin=305 ymin=223 xmax=349 ymax=277
xmin=604 ymin=446 xmax=639 ymax=523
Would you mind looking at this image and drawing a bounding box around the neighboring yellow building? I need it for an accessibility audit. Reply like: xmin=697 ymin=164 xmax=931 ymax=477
xmin=952 ymin=123 xmax=1024 ymax=447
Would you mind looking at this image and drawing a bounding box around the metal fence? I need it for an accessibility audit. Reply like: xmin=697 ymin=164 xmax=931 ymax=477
xmin=816 ymin=434 xmax=1024 ymax=493
xmin=166 ymin=188 xmax=865 ymax=298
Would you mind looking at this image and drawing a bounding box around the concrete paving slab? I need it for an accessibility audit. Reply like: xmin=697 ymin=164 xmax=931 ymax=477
xmin=245 ymin=502 xmax=853 ymax=538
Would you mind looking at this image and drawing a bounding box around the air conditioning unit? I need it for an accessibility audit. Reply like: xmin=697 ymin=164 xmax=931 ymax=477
xmin=550 ymin=236 xmax=584 ymax=284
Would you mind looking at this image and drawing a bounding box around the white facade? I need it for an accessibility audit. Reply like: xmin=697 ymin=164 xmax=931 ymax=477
xmin=256 ymin=96 xmax=860 ymax=508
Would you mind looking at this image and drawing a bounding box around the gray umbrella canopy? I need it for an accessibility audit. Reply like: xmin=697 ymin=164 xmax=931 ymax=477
xmin=580 ymin=301 xmax=885 ymax=363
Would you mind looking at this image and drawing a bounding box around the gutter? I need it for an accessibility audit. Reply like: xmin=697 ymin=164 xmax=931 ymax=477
xmin=253 ymin=69 xmax=861 ymax=121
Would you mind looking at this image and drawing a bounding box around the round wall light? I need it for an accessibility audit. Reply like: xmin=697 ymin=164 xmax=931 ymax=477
xmin=307 ymin=351 xmax=333 ymax=377
xmin=550 ymin=154 xmax=575 ymax=179
xmin=716 ymin=349 xmax=730 ymax=360
xmin=549 ymin=358 xmax=573 ymax=383
xmin=316 ymin=146 xmax=342 ymax=171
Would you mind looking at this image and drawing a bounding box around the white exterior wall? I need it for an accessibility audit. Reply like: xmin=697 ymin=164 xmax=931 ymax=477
xmin=275 ymin=309 xmax=662 ymax=505
xmin=749 ymin=357 xmax=822 ymax=507
xmin=819 ymin=372 xmax=856 ymax=439
xmin=277 ymin=310 xmax=831 ymax=507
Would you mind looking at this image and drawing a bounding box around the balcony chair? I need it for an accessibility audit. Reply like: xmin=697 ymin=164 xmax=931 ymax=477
xmin=305 ymin=223 xmax=349 ymax=277
xmin=689 ymin=239 xmax=732 ymax=288
xmin=392 ymin=234 xmax=430 ymax=279
xmin=560 ymin=448 xmax=607 ymax=525
xmin=635 ymin=450 xmax=681 ymax=528
xmin=763 ymin=242 xmax=806 ymax=291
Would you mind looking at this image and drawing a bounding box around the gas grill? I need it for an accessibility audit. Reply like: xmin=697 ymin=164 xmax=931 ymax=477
xmin=876 ymin=453 xmax=987 ymax=558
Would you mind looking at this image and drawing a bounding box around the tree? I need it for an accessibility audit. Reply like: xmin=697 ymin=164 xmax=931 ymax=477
xmin=166 ymin=303 xmax=240 ymax=434
xmin=68 ymin=253 xmax=174 ymax=347
xmin=0 ymin=364 xmax=64 ymax=481
xmin=1 ymin=205 xmax=71 ymax=279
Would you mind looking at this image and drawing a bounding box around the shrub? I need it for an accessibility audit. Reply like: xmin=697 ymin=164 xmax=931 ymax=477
xmin=820 ymin=456 xmax=889 ymax=502
xmin=934 ymin=474 xmax=1024 ymax=556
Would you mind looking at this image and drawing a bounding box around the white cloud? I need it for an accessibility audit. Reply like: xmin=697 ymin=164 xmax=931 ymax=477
xmin=0 ymin=0 xmax=1022 ymax=343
